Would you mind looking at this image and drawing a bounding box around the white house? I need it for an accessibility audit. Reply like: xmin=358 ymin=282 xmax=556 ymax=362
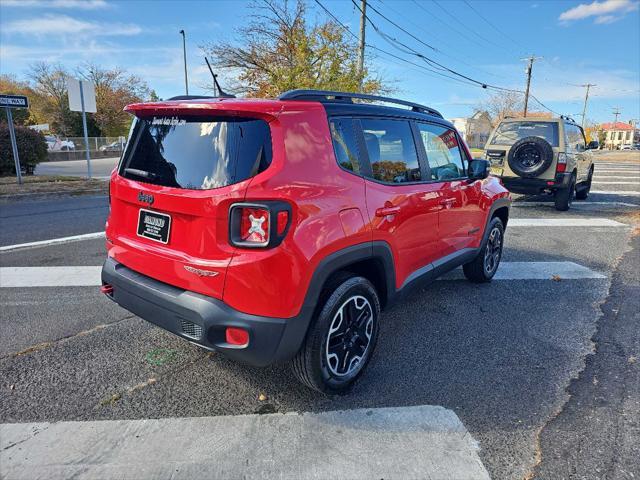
xmin=449 ymin=111 xmax=493 ymax=149
xmin=601 ymin=121 xmax=639 ymax=150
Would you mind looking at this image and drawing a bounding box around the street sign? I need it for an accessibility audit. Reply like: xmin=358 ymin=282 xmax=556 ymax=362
xmin=68 ymin=78 xmax=96 ymax=113
xmin=0 ymin=94 xmax=29 ymax=109
xmin=67 ymin=77 xmax=96 ymax=178
xmin=1 ymin=93 xmax=29 ymax=185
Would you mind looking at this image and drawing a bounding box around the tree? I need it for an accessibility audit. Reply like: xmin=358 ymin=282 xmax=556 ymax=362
xmin=28 ymin=62 xmax=76 ymax=135
xmin=79 ymin=63 xmax=151 ymax=136
xmin=477 ymin=91 xmax=524 ymax=127
xmin=0 ymin=75 xmax=47 ymax=126
xmin=202 ymin=0 xmax=386 ymax=97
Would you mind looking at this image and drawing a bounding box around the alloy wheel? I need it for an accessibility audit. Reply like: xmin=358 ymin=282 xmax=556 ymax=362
xmin=484 ymin=227 xmax=502 ymax=274
xmin=325 ymin=295 xmax=374 ymax=377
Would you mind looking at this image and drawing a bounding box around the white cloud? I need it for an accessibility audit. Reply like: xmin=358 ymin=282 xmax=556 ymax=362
xmin=559 ymin=0 xmax=639 ymax=24
xmin=1 ymin=0 xmax=109 ymax=9
xmin=593 ymin=14 xmax=620 ymax=22
xmin=3 ymin=14 xmax=141 ymax=36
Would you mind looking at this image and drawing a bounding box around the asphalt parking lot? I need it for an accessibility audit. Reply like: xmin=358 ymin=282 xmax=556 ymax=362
xmin=1 ymin=156 xmax=639 ymax=479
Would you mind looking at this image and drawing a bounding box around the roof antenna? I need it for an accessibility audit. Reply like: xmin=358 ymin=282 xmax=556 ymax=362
xmin=204 ymin=57 xmax=235 ymax=98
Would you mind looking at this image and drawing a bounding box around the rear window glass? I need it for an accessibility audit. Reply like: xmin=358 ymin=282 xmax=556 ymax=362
xmin=490 ymin=121 xmax=559 ymax=147
xmin=120 ymin=115 xmax=272 ymax=189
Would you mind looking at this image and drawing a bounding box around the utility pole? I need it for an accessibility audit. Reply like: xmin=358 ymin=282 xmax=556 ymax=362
xmin=612 ymin=107 xmax=621 ymax=124
xmin=179 ymin=29 xmax=189 ymax=95
xmin=609 ymin=107 xmax=622 ymax=150
xmin=580 ymin=83 xmax=596 ymax=128
xmin=521 ymin=55 xmax=541 ymax=117
xmin=358 ymin=0 xmax=367 ymax=91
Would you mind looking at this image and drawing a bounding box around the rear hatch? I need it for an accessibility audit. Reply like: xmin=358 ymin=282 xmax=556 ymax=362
xmin=106 ymin=109 xmax=273 ymax=299
xmin=485 ymin=120 xmax=560 ymax=178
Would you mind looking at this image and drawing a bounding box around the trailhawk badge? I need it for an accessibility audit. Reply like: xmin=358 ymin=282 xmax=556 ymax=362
xmin=184 ymin=265 xmax=219 ymax=277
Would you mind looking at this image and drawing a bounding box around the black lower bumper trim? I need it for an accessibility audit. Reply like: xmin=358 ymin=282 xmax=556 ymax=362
xmin=101 ymin=258 xmax=306 ymax=367
xmin=501 ymin=172 xmax=572 ymax=194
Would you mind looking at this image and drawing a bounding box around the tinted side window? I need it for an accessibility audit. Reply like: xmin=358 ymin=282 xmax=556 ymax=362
xmin=417 ymin=123 xmax=465 ymax=180
xmin=360 ymin=118 xmax=421 ymax=183
xmin=330 ymin=119 xmax=361 ymax=173
xmin=565 ymin=123 xmax=586 ymax=152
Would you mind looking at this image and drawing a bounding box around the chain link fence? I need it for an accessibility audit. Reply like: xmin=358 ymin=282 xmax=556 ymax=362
xmin=45 ymin=136 xmax=127 ymax=161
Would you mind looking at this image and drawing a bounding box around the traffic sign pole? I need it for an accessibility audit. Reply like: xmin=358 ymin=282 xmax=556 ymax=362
xmin=5 ymin=107 xmax=23 ymax=185
xmin=79 ymin=81 xmax=92 ymax=179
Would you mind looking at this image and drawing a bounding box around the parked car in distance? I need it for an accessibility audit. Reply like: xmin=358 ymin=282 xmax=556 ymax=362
xmin=101 ymin=90 xmax=511 ymax=393
xmin=45 ymin=135 xmax=75 ymax=151
xmin=99 ymin=141 xmax=125 ymax=152
xmin=484 ymin=116 xmax=594 ymax=210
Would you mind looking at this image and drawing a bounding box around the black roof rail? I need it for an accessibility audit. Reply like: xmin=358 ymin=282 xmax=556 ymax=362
xmin=278 ymin=89 xmax=443 ymax=118
xmin=560 ymin=115 xmax=578 ymax=124
xmin=167 ymin=95 xmax=217 ymax=101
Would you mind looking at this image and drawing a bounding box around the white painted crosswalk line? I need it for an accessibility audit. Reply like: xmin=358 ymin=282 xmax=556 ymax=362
xmin=0 ymin=267 xmax=102 ymax=287
xmin=0 ymin=262 xmax=606 ymax=287
xmin=594 ymin=176 xmax=640 ymax=179
xmin=0 ymin=405 xmax=491 ymax=480
xmin=591 ymin=190 xmax=640 ymax=195
xmin=592 ymin=181 xmax=639 ymax=185
xmin=509 ymin=218 xmax=627 ymax=227
xmin=0 ymin=232 xmax=105 ymax=252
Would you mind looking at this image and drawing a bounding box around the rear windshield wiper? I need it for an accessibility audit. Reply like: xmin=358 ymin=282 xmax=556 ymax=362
xmin=124 ymin=168 xmax=159 ymax=180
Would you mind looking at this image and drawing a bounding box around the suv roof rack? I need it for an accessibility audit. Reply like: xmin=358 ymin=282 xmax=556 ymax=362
xmin=167 ymin=95 xmax=217 ymax=101
xmin=278 ymin=89 xmax=443 ymax=118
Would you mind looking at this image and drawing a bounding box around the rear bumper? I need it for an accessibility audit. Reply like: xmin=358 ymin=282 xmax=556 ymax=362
xmin=501 ymin=172 xmax=572 ymax=194
xmin=101 ymin=258 xmax=308 ymax=367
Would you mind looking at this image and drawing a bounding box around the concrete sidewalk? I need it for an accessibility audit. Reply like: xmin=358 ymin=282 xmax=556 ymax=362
xmin=0 ymin=405 xmax=490 ymax=480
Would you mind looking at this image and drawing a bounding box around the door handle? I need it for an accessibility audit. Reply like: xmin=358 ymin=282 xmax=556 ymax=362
xmin=375 ymin=206 xmax=401 ymax=217
xmin=439 ymin=198 xmax=455 ymax=206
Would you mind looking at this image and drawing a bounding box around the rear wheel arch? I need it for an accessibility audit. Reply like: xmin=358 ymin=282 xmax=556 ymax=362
xmin=305 ymin=242 xmax=395 ymax=314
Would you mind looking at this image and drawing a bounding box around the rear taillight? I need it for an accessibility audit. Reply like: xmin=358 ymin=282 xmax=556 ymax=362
xmin=240 ymin=207 xmax=270 ymax=245
xmin=556 ymin=153 xmax=568 ymax=173
xmin=229 ymin=202 xmax=291 ymax=248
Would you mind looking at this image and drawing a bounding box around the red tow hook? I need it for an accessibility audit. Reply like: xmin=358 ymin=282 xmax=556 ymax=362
xmin=100 ymin=284 xmax=114 ymax=296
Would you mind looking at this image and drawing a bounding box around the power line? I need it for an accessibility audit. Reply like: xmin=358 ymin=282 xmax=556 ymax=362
xmin=352 ymin=0 xmax=511 ymax=90
xmin=313 ymin=0 xmax=481 ymax=87
xmin=366 ymin=1 xmax=438 ymax=52
xmin=315 ymin=0 xmax=564 ymax=116
xmin=461 ymin=0 xmax=527 ymax=55
xmin=369 ymin=0 xmax=507 ymax=80
xmin=431 ymin=0 xmax=512 ymax=53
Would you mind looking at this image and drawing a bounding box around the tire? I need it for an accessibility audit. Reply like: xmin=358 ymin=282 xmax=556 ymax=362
xmin=554 ymin=174 xmax=576 ymax=211
xmin=507 ymin=136 xmax=554 ymax=178
xmin=463 ymin=217 xmax=504 ymax=283
xmin=291 ymin=275 xmax=380 ymax=394
xmin=575 ymin=167 xmax=593 ymax=200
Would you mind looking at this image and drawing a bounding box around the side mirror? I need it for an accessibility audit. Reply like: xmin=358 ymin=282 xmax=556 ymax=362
xmin=468 ymin=159 xmax=490 ymax=181
xmin=587 ymin=141 xmax=599 ymax=150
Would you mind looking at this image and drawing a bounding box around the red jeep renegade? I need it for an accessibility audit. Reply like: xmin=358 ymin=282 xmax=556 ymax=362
xmin=102 ymin=90 xmax=510 ymax=393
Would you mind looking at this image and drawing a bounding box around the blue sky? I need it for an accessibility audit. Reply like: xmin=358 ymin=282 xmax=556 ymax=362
xmin=1 ymin=0 xmax=638 ymax=124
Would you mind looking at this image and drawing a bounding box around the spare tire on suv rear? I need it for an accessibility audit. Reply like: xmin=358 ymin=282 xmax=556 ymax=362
xmin=507 ymin=136 xmax=554 ymax=178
